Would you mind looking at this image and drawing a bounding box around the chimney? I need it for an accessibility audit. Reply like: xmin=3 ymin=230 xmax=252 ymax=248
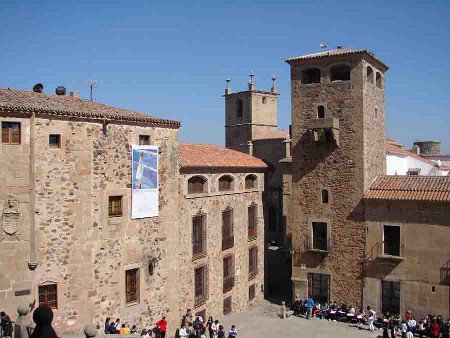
xmin=246 ymin=141 xmax=254 ymax=156
xmin=248 ymin=71 xmax=255 ymax=91
xmin=283 ymin=138 xmax=292 ymax=158
xmin=225 ymin=77 xmax=232 ymax=95
xmin=271 ymin=74 xmax=277 ymax=94
xmin=70 ymin=91 xmax=80 ymax=99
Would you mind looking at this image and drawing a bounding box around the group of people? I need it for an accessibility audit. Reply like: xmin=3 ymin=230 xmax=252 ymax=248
xmin=291 ymin=297 xmax=450 ymax=337
xmin=104 ymin=316 xmax=167 ymax=338
xmin=177 ymin=309 xmax=237 ymax=338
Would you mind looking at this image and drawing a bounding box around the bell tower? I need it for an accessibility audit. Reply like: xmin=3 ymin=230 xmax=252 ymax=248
xmin=224 ymin=73 xmax=279 ymax=153
xmin=286 ymin=48 xmax=389 ymax=307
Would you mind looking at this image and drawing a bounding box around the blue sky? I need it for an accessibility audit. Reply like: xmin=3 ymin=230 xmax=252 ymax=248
xmin=2 ymin=0 xmax=449 ymax=153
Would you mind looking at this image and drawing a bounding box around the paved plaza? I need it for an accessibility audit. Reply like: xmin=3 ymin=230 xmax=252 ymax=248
xmin=220 ymin=301 xmax=381 ymax=338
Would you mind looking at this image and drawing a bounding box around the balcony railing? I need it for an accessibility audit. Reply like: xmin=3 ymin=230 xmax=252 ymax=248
xmin=223 ymin=276 xmax=235 ymax=293
xmin=440 ymin=260 xmax=450 ymax=285
xmin=248 ymin=227 xmax=257 ymax=240
xmin=304 ymin=238 xmax=330 ymax=253
xmin=377 ymin=241 xmax=405 ymax=261
xmin=222 ymin=235 xmax=234 ymax=251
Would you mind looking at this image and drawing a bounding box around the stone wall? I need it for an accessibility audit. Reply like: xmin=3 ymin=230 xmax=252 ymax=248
xmin=0 ymin=113 xmax=180 ymax=335
xmin=364 ymin=199 xmax=450 ymax=318
xmin=288 ymin=55 xmax=386 ymax=308
xmin=177 ymin=171 xmax=265 ymax=321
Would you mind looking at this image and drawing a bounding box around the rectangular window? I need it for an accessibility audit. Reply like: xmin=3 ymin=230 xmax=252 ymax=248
xmin=383 ymin=225 xmax=401 ymax=256
xmin=49 ymin=134 xmax=61 ymax=148
xmin=222 ymin=209 xmax=234 ymax=251
xmin=223 ymin=255 xmax=234 ymax=293
xmin=381 ymin=280 xmax=400 ymax=315
xmin=108 ymin=196 xmax=123 ymax=217
xmin=223 ymin=296 xmax=232 ymax=315
xmin=2 ymin=122 xmax=21 ymax=144
xmin=248 ymin=247 xmax=258 ymax=280
xmin=249 ymin=284 xmax=256 ymax=301
xmin=192 ymin=215 xmax=206 ymax=259
xmin=312 ymin=222 xmax=328 ymax=251
xmin=407 ymin=169 xmax=420 ymax=176
xmin=38 ymin=284 xmax=58 ymax=309
xmin=139 ymin=135 xmax=150 ymax=145
xmin=307 ymin=273 xmax=330 ymax=305
xmin=248 ymin=204 xmax=257 ymax=240
xmin=125 ymin=268 xmax=140 ymax=304
xmin=194 ymin=265 xmax=208 ymax=306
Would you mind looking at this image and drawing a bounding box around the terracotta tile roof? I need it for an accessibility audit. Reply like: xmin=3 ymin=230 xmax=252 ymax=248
xmin=252 ymin=130 xmax=290 ymax=141
xmin=285 ymin=48 xmax=388 ymax=71
xmin=365 ymin=176 xmax=450 ymax=202
xmin=179 ymin=143 xmax=267 ymax=170
xmin=386 ymin=140 xmax=450 ymax=170
xmin=0 ymin=88 xmax=180 ymax=128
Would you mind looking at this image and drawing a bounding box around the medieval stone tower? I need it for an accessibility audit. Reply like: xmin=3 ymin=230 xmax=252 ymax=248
xmin=224 ymin=74 xmax=279 ymax=153
xmin=286 ymin=48 xmax=388 ymax=307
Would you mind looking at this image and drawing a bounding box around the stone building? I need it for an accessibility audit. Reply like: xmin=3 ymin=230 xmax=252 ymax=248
xmin=224 ymin=76 xmax=292 ymax=300
xmin=284 ymin=48 xmax=450 ymax=317
xmin=0 ymin=87 xmax=267 ymax=335
xmin=177 ymin=143 xmax=266 ymax=319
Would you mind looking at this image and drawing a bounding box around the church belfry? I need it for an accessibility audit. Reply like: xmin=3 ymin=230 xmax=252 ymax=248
xmin=224 ymin=73 xmax=279 ymax=153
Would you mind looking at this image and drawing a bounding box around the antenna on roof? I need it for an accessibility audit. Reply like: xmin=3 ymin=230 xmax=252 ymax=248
xmin=89 ymin=80 xmax=97 ymax=102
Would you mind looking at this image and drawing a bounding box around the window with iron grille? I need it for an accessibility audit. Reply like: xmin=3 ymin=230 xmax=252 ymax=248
xmin=223 ymin=255 xmax=234 ymax=293
xmin=248 ymin=247 xmax=258 ymax=280
xmin=192 ymin=215 xmax=206 ymax=259
xmin=108 ymin=196 xmax=123 ymax=217
xmin=307 ymin=273 xmax=330 ymax=305
xmin=248 ymin=284 xmax=256 ymax=301
xmin=223 ymin=296 xmax=232 ymax=315
xmin=194 ymin=265 xmax=208 ymax=306
xmin=218 ymin=175 xmax=234 ymax=191
xmin=188 ymin=176 xmax=207 ymax=194
xmin=49 ymin=134 xmax=61 ymax=148
xmin=139 ymin=135 xmax=150 ymax=145
xmin=38 ymin=284 xmax=58 ymax=309
xmin=245 ymin=174 xmax=257 ymax=189
xmin=125 ymin=268 xmax=140 ymax=304
xmin=2 ymin=122 xmax=21 ymax=144
xmin=248 ymin=204 xmax=257 ymax=240
xmin=222 ymin=209 xmax=234 ymax=251
xmin=312 ymin=222 xmax=328 ymax=251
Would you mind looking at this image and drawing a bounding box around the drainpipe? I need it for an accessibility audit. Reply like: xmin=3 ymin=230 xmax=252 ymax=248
xmin=28 ymin=112 xmax=37 ymax=270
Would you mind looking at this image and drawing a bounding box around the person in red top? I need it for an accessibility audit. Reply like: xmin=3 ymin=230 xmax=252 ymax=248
xmin=405 ymin=310 xmax=411 ymax=321
xmin=156 ymin=316 xmax=167 ymax=338
xmin=431 ymin=319 xmax=440 ymax=338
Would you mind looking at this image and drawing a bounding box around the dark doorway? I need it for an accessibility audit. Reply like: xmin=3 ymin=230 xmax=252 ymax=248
xmin=308 ymin=273 xmax=330 ymax=304
xmin=382 ymin=280 xmax=400 ymax=315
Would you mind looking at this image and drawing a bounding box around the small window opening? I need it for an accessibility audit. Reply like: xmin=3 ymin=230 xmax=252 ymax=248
xmin=125 ymin=268 xmax=140 ymax=304
xmin=223 ymin=255 xmax=234 ymax=293
xmin=188 ymin=176 xmax=207 ymax=194
xmin=236 ymin=99 xmax=243 ymax=118
xmin=367 ymin=66 xmax=374 ymax=84
xmin=223 ymin=296 xmax=232 ymax=315
xmin=49 ymin=134 xmax=61 ymax=148
xmin=301 ymin=68 xmax=321 ymax=84
xmin=376 ymin=72 xmax=382 ymax=88
xmin=407 ymin=168 xmax=420 ymax=176
xmin=330 ymin=64 xmax=351 ymax=82
xmin=108 ymin=196 xmax=123 ymax=217
xmin=139 ymin=135 xmax=150 ymax=145
xmin=431 ymin=286 xmax=436 ymax=293
xmin=321 ymin=189 xmax=329 ymax=204
xmin=38 ymin=284 xmax=58 ymax=309
xmin=248 ymin=204 xmax=257 ymax=240
xmin=219 ymin=175 xmax=234 ymax=192
xmin=2 ymin=122 xmax=21 ymax=144
xmin=222 ymin=208 xmax=234 ymax=251
xmin=245 ymin=174 xmax=257 ymax=189
xmin=383 ymin=225 xmax=401 ymax=256
xmin=194 ymin=265 xmax=208 ymax=306
xmin=248 ymin=247 xmax=258 ymax=280
xmin=192 ymin=214 xmax=207 ymax=258
xmin=317 ymin=105 xmax=325 ymax=119
xmin=262 ymin=97 xmax=267 ymax=104
xmin=249 ymin=284 xmax=256 ymax=300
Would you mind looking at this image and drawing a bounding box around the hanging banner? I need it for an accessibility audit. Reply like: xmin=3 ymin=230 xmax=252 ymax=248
xmin=131 ymin=145 xmax=159 ymax=219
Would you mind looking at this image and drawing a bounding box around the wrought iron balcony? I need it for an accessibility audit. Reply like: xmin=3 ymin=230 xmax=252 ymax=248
xmin=440 ymin=260 xmax=450 ymax=285
xmin=222 ymin=235 xmax=234 ymax=251
xmin=223 ymin=276 xmax=235 ymax=293
xmin=376 ymin=241 xmax=405 ymax=261
xmin=304 ymin=238 xmax=330 ymax=254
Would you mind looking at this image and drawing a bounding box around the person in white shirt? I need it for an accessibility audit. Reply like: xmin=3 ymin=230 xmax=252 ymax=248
xmin=408 ymin=317 xmax=417 ymax=330
xmin=178 ymin=325 xmax=188 ymax=338
xmin=406 ymin=330 xmax=414 ymax=338
xmin=366 ymin=306 xmax=376 ymax=331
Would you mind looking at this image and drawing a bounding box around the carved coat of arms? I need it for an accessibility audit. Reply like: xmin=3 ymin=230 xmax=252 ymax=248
xmin=2 ymin=194 xmax=20 ymax=235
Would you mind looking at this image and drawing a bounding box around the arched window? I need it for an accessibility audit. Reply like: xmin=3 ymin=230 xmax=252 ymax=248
xmin=376 ymin=72 xmax=382 ymax=88
xmin=219 ymin=175 xmax=234 ymax=191
xmin=317 ymin=105 xmax=325 ymax=119
xmin=236 ymin=99 xmax=243 ymax=118
xmin=301 ymin=68 xmax=321 ymax=84
xmin=321 ymin=189 xmax=329 ymax=204
xmin=245 ymin=174 xmax=258 ymax=189
xmin=262 ymin=97 xmax=267 ymax=104
xmin=188 ymin=176 xmax=207 ymax=194
xmin=367 ymin=66 xmax=374 ymax=84
xmin=330 ymin=64 xmax=351 ymax=82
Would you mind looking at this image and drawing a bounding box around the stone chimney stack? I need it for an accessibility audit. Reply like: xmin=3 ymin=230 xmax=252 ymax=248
xmin=283 ymin=138 xmax=292 ymax=158
xmin=271 ymin=74 xmax=278 ymax=94
xmin=225 ymin=77 xmax=232 ymax=95
xmin=248 ymin=71 xmax=255 ymax=91
xmin=247 ymin=140 xmax=254 ymax=156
